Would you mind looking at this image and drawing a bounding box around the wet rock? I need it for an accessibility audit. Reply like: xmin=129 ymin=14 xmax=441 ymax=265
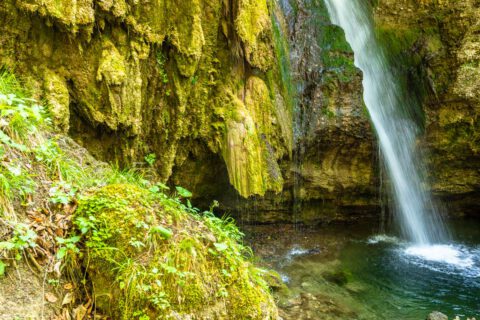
xmin=427 ymin=311 xmax=448 ymax=320
xmin=323 ymin=269 xmax=351 ymax=286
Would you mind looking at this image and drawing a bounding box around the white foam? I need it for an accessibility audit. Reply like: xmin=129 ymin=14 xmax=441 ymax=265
xmin=367 ymin=234 xmax=401 ymax=245
xmin=404 ymin=244 xmax=474 ymax=268
xmin=288 ymin=247 xmax=310 ymax=257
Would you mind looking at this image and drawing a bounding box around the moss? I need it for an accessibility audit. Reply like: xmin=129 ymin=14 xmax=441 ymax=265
xmin=16 ymin=0 xmax=95 ymax=32
xmin=75 ymin=184 xmax=278 ymax=319
xmin=43 ymin=69 xmax=70 ymax=132
xmin=218 ymin=76 xmax=285 ymax=198
xmin=96 ymin=40 xmax=127 ymax=86
xmin=236 ymin=0 xmax=274 ymax=70
xmin=269 ymin=6 xmax=294 ymax=154
xmin=374 ymin=25 xmax=428 ymax=127
xmin=169 ymin=0 xmax=205 ymax=77
xmin=376 ymin=27 xmax=422 ymax=58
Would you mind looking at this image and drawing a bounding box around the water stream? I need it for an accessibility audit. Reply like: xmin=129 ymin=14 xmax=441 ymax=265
xmin=324 ymin=0 xmax=447 ymax=245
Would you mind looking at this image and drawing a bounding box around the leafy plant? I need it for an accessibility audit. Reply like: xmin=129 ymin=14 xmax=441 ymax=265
xmin=175 ymin=186 xmax=192 ymax=198
xmin=148 ymin=182 xmax=169 ymax=194
xmin=155 ymin=52 xmax=169 ymax=84
xmin=190 ymin=75 xmax=199 ymax=85
xmin=49 ymin=182 xmax=77 ymax=205
xmin=150 ymin=225 xmax=173 ymax=240
xmin=0 ymin=223 xmax=38 ymax=275
xmin=56 ymin=236 xmax=81 ymax=260
xmin=144 ymin=153 xmax=156 ymax=166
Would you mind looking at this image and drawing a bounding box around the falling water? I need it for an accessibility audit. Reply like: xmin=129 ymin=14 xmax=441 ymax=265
xmin=324 ymin=0 xmax=447 ymax=244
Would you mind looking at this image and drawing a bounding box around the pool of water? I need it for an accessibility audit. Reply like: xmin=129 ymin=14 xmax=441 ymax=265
xmin=244 ymin=219 xmax=480 ymax=319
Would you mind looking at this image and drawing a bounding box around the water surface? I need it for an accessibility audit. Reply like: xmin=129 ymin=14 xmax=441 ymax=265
xmin=245 ymin=220 xmax=480 ymax=319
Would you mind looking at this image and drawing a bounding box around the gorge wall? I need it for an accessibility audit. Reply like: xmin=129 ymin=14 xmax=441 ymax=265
xmin=0 ymin=0 xmax=478 ymax=222
xmin=374 ymin=0 xmax=480 ymax=216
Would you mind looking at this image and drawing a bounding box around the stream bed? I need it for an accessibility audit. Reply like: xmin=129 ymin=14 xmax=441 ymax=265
xmin=244 ymin=219 xmax=480 ymax=319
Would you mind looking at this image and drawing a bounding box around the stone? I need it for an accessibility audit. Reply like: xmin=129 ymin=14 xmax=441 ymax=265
xmin=427 ymin=311 xmax=448 ymax=320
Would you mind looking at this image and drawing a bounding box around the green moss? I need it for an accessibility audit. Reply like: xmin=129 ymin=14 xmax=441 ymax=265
xmin=236 ymin=0 xmax=274 ymax=70
xmin=16 ymin=0 xmax=95 ymax=32
xmin=75 ymin=184 xmax=278 ymax=319
xmin=43 ymin=70 xmax=70 ymax=132
xmin=309 ymin=1 xmax=359 ymax=85
xmin=269 ymin=6 xmax=294 ymax=154
xmin=375 ymin=25 xmax=428 ymax=128
xmin=218 ymin=76 xmax=285 ymax=198
xmin=169 ymin=0 xmax=205 ymax=77
xmin=375 ymin=26 xmax=422 ymax=62
xmin=96 ymin=40 xmax=127 ymax=86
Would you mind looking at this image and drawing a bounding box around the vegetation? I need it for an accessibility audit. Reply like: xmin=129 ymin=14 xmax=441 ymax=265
xmin=0 ymin=71 xmax=278 ymax=319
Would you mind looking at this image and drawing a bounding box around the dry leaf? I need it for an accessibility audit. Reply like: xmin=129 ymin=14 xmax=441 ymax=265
xmin=73 ymin=305 xmax=87 ymax=320
xmin=62 ymin=292 xmax=74 ymax=305
xmin=45 ymin=292 xmax=58 ymax=303
xmin=54 ymin=261 xmax=62 ymax=276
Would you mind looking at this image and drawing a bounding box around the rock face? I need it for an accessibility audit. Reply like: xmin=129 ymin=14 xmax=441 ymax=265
xmin=0 ymin=0 xmax=293 ymax=202
xmin=1 ymin=0 xmax=479 ymax=222
xmin=373 ymin=0 xmax=480 ymax=216
xmin=197 ymin=0 xmax=380 ymax=223
xmin=280 ymin=0 xmax=378 ymax=220
xmin=0 ymin=0 xmax=379 ymax=223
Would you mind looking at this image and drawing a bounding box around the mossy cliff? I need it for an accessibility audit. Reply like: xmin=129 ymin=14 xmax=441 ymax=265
xmin=372 ymin=0 xmax=480 ymax=216
xmin=0 ymin=0 xmax=380 ymax=223
xmin=0 ymin=0 xmax=293 ymax=200
xmin=222 ymin=0 xmax=378 ymax=223
xmin=3 ymin=0 xmax=480 ymax=222
xmin=283 ymin=0 xmax=377 ymax=220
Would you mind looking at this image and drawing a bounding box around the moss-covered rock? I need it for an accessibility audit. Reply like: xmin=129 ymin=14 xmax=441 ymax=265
xmin=236 ymin=0 xmax=275 ymax=71
xmin=43 ymin=69 xmax=70 ymax=132
xmin=75 ymin=184 xmax=278 ymax=319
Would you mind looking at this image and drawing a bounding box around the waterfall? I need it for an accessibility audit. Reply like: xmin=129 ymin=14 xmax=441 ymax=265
xmin=324 ymin=0 xmax=447 ymax=244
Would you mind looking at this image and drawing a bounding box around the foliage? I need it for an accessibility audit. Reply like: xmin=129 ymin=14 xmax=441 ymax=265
xmin=144 ymin=153 xmax=156 ymax=166
xmin=0 ymin=223 xmax=38 ymax=274
xmin=156 ymin=52 xmax=169 ymax=85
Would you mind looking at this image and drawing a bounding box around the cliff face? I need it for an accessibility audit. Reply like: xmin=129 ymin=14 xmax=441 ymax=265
xmin=373 ymin=0 xmax=480 ymax=215
xmin=282 ymin=0 xmax=378 ymax=220
xmin=0 ymin=0 xmax=380 ymax=223
xmin=1 ymin=0 xmax=478 ymax=222
xmin=199 ymin=0 xmax=380 ymax=223
xmin=0 ymin=0 xmax=293 ymax=201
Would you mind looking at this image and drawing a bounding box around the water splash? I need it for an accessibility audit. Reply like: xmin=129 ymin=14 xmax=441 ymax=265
xmin=405 ymin=245 xmax=475 ymax=269
xmin=366 ymin=234 xmax=480 ymax=277
xmin=367 ymin=234 xmax=401 ymax=245
xmin=324 ymin=0 xmax=447 ymax=245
